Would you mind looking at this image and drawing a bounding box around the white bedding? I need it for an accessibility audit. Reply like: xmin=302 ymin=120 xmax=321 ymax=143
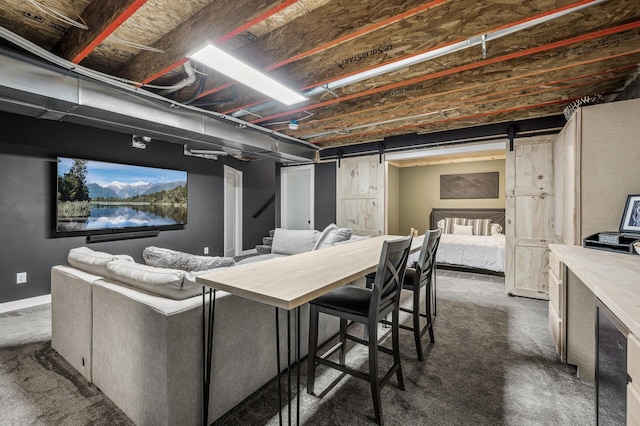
xmin=436 ymin=233 xmax=506 ymax=272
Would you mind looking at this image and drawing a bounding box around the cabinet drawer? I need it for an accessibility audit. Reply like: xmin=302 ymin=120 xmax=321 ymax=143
xmin=549 ymin=302 xmax=564 ymax=360
xmin=548 ymin=271 xmax=562 ymax=316
xmin=628 ymin=383 xmax=640 ymax=426
xmin=629 ymin=333 xmax=640 ymax=383
xmin=549 ymin=251 xmax=561 ymax=279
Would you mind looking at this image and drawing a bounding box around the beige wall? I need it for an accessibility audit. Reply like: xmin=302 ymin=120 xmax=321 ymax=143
xmin=387 ymin=164 xmax=400 ymax=235
xmin=397 ymin=159 xmax=506 ymax=234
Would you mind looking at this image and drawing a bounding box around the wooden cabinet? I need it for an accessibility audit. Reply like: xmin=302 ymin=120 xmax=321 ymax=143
xmin=553 ymin=98 xmax=640 ymax=244
xmin=548 ymin=251 xmax=565 ymax=361
xmin=505 ymin=135 xmax=555 ymax=299
xmin=550 ymin=98 xmax=640 ymax=364
xmin=629 ymin=333 xmax=640 ymax=426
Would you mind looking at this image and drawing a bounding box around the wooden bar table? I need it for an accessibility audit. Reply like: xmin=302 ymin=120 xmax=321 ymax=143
xmin=196 ymin=234 xmax=423 ymax=426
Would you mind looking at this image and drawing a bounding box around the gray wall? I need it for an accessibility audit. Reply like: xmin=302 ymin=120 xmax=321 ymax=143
xmin=0 ymin=111 xmax=276 ymax=303
xmin=314 ymin=162 xmax=336 ymax=230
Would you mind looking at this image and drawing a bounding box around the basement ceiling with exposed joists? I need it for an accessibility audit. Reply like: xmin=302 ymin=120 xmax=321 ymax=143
xmin=1 ymin=0 xmax=639 ymax=153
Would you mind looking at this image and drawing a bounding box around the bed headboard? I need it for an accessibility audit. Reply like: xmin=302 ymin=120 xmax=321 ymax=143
xmin=430 ymin=208 xmax=506 ymax=229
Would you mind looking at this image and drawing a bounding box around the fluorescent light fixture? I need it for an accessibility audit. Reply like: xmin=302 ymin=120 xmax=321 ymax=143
xmin=188 ymin=43 xmax=308 ymax=106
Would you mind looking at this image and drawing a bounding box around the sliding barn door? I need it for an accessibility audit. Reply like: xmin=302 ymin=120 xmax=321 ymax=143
xmin=336 ymin=155 xmax=386 ymax=236
xmin=505 ymin=135 xmax=555 ymax=299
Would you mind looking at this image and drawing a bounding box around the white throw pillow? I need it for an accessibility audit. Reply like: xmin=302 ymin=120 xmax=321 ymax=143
xmin=490 ymin=223 xmax=503 ymax=235
xmin=453 ymin=224 xmax=474 ymax=235
xmin=271 ymin=228 xmax=320 ymax=255
xmin=436 ymin=219 xmax=445 ymax=230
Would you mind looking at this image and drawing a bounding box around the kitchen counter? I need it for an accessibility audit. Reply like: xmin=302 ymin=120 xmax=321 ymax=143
xmin=549 ymin=244 xmax=640 ymax=337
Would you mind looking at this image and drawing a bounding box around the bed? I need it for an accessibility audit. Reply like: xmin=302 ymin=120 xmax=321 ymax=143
xmin=430 ymin=208 xmax=506 ymax=274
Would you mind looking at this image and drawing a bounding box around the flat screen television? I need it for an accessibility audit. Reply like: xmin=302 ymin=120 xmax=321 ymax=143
xmin=56 ymin=157 xmax=187 ymax=234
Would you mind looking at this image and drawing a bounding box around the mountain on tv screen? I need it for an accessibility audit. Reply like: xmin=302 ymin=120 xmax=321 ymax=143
xmin=56 ymin=157 xmax=187 ymax=233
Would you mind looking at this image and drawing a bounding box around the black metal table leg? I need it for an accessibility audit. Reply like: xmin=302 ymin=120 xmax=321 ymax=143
xmin=275 ymin=307 xmax=301 ymax=426
xmin=275 ymin=308 xmax=283 ymax=426
xmin=287 ymin=310 xmax=292 ymax=425
xmin=202 ymin=287 xmax=216 ymax=426
xmin=296 ymin=307 xmax=300 ymax=426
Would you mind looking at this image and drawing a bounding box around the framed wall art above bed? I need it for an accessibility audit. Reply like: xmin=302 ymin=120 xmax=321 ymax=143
xmin=439 ymin=172 xmax=499 ymax=199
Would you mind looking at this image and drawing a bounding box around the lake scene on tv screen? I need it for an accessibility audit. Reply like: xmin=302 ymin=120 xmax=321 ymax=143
xmin=57 ymin=157 xmax=187 ymax=232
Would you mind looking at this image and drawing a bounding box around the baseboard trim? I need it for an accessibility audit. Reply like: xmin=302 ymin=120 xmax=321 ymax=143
xmin=0 ymin=294 xmax=51 ymax=314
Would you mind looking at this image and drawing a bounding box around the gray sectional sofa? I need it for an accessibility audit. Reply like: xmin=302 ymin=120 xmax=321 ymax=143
xmin=51 ymin=244 xmax=344 ymax=426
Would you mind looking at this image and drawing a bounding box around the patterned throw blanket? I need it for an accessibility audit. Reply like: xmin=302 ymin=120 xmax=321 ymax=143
xmin=142 ymin=246 xmax=235 ymax=272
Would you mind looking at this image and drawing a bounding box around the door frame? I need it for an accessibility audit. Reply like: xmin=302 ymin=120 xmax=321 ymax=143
xmin=224 ymin=165 xmax=243 ymax=256
xmin=281 ymin=164 xmax=314 ymax=230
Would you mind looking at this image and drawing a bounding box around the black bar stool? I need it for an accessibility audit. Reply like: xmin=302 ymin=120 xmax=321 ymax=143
xmin=366 ymin=229 xmax=441 ymax=361
xmin=306 ymin=236 xmax=413 ymax=425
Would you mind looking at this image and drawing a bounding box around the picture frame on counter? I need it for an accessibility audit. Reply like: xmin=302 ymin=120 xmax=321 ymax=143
xmin=619 ymin=194 xmax=640 ymax=234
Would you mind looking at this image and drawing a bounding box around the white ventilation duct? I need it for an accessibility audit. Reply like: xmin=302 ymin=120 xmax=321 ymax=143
xmin=0 ymin=27 xmax=318 ymax=163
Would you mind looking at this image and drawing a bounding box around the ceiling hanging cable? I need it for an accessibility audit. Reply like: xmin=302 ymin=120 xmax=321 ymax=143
xmin=262 ymin=111 xmax=314 ymax=127
xmin=190 ymin=85 xmax=238 ymax=107
xmin=108 ymin=35 xmax=166 ymax=54
xmin=26 ymin=0 xmax=88 ymax=30
xmin=183 ymin=74 xmax=207 ymax=104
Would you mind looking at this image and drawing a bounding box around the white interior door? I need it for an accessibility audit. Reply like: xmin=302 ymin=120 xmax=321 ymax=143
xmin=281 ymin=165 xmax=314 ymax=230
xmin=224 ymin=165 xmax=243 ymax=257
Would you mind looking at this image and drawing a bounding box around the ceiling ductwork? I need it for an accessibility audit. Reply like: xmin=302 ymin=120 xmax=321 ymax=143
xmin=0 ymin=47 xmax=318 ymax=163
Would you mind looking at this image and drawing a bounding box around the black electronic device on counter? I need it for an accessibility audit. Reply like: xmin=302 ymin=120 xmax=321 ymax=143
xmin=583 ymin=232 xmax=640 ymax=254
xmin=584 ymin=195 xmax=640 ymax=254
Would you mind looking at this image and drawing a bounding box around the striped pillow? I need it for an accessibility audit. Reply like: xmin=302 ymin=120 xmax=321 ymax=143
xmin=469 ymin=218 xmax=492 ymax=236
xmin=443 ymin=217 xmax=467 ymax=234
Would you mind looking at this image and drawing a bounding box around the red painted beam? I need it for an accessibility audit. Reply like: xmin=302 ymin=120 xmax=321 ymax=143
xmin=248 ymin=20 xmax=640 ymax=124
xmin=197 ymin=0 xmax=450 ymax=99
xmin=302 ymin=63 xmax=639 ymax=133
xmin=140 ymin=0 xmax=300 ymax=85
xmin=72 ymin=0 xmax=148 ymax=64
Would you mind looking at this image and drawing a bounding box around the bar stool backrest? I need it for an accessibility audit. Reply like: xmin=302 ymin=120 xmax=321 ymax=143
xmin=369 ymin=236 xmax=413 ymax=319
xmin=414 ymin=229 xmax=442 ymax=288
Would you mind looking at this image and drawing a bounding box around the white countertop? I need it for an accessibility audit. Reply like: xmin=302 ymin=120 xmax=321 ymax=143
xmin=549 ymin=244 xmax=640 ymax=337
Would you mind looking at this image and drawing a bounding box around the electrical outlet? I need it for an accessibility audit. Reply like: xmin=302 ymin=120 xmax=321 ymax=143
xmin=16 ymin=272 xmax=27 ymax=284
xmin=204 ymin=247 xmax=209 ymax=255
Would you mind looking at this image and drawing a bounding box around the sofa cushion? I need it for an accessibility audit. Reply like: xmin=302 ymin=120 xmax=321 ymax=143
xmin=143 ymin=246 xmax=235 ymax=272
xmin=106 ymin=259 xmax=201 ymax=300
xmin=313 ymin=223 xmax=352 ymax=250
xmin=68 ymin=246 xmax=134 ymax=277
xmin=271 ymin=228 xmax=319 ymax=255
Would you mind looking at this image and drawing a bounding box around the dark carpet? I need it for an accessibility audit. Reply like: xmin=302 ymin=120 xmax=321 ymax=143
xmin=0 ymin=270 xmax=594 ymax=426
